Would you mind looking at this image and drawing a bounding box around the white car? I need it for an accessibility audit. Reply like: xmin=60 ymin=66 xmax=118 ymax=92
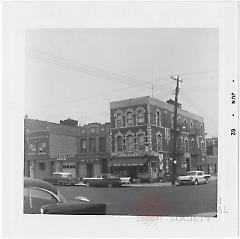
xmin=176 ymin=171 xmax=209 ymax=185
xmin=120 ymin=177 xmax=131 ymax=184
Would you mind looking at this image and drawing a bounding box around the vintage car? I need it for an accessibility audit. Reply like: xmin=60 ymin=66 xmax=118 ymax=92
xmin=176 ymin=171 xmax=211 ymax=185
xmin=82 ymin=174 xmax=122 ymax=187
xmin=120 ymin=177 xmax=131 ymax=184
xmin=42 ymin=172 xmax=78 ymax=186
xmin=24 ymin=177 xmax=106 ymax=214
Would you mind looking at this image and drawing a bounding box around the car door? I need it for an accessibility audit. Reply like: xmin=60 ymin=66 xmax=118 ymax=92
xmin=24 ymin=187 xmax=59 ymax=214
xmin=197 ymin=172 xmax=204 ymax=184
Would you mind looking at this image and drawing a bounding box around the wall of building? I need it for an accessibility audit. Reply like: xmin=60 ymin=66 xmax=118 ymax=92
xmin=49 ymin=134 xmax=77 ymax=157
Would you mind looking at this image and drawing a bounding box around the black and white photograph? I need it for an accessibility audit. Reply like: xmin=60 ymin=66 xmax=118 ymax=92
xmin=23 ymin=28 xmax=218 ymax=217
xmin=2 ymin=2 xmax=239 ymax=238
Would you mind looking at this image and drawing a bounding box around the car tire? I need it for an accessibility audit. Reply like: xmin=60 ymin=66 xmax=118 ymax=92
xmin=194 ymin=179 xmax=198 ymax=185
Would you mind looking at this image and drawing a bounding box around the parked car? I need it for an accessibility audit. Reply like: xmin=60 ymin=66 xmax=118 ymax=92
xmin=120 ymin=177 xmax=131 ymax=184
xmin=82 ymin=174 xmax=122 ymax=187
xmin=24 ymin=177 xmax=106 ymax=214
xmin=42 ymin=172 xmax=78 ymax=186
xmin=176 ymin=171 xmax=210 ymax=185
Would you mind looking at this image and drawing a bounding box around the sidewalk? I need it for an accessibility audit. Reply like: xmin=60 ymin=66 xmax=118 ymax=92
xmin=123 ymin=175 xmax=217 ymax=187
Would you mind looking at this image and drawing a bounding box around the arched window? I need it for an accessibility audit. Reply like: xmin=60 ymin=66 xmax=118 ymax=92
xmin=191 ymin=138 xmax=195 ymax=152
xmin=156 ymin=109 xmax=161 ymax=126
xmin=115 ymin=111 xmax=123 ymax=128
xmin=137 ymin=134 xmax=145 ymax=150
xmin=178 ymin=137 xmax=183 ymax=149
xmin=201 ymin=140 xmax=205 ymax=154
xmin=126 ymin=135 xmax=134 ymax=152
xmin=126 ymin=111 xmax=134 ymax=126
xmin=156 ymin=132 xmax=163 ymax=152
xmin=136 ymin=107 xmax=145 ymax=125
xmin=185 ymin=138 xmax=189 ymax=153
xmin=116 ymin=136 xmax=123 ymax=152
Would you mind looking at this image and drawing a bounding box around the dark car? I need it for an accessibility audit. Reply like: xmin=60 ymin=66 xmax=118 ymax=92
xmin=82 ymin=174 xmax=122 ymax=187
xmin=24 ymin=177 xmax=106 ymax=214
xmin=42 ymin=172 xmax=78 ymax=186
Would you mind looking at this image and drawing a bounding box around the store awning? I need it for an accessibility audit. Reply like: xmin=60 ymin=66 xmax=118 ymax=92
xmin=109 ymin=158 xmax=149 ymax=167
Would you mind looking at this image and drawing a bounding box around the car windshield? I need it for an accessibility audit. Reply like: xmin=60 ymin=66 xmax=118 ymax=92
xmin=186 ymin=171 xmax=197 ymax=176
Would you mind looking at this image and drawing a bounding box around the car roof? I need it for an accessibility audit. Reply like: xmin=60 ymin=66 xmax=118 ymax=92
xmin=24 ymin=177 xmax=58 ymax=195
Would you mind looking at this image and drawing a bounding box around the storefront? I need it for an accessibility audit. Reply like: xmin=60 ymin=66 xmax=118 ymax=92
xmin=50 ymin=154 xmax=77 ymax=177
xmin=108 ymin=157 xmax=149 ymax=179
xmin=78 ymin=159 xmax=102 ymax=178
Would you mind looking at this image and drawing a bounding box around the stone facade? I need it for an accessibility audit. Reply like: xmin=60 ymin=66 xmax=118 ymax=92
xmin=110 ymin=96 xmax=206 ymax=181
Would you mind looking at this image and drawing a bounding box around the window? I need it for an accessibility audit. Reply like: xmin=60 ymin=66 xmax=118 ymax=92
xmin=37 ymin=142 xmax=47 ymax=154
xmin=156 ymin=133 xmax=163 ymax=152
xmin=126 ymin=135 xmax=133 ymax=152
xmin=116 ymin=136 xmax=123 ymax=152
xmin=115 ymin=113 xmax=123 ymax=128
xmin=99 ymin=137 xmax=106 ymax=152
xmin=126 ymin=112 xmax=134 ymax=126
xmin=90 ymin=128 xmax=95 ymax=133
xmin=201 ymin=141 xmax=205 ymax=154
xmin=28 ymin=143 xmax=36 ymax=154
xmin=80 ymin=139 xmax=87 ymax=152
xmin=185 ymin=139 xmax=189 ymax=153
xmin=137 ymin=111 xmax=144 ymax=125
xmin=156 ymin=110 xmax=161 ymax=126
xmin=137 ymin=134 xmax=145 ymax=150
xmin=39 ymin=162 xmax=46 ymax=170
xmin=89 ymin=138 xmax=96 ymax=152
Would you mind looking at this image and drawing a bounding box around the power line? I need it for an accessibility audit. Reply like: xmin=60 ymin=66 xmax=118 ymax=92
xmin=26 ymin=47 xmax=152 ymax=87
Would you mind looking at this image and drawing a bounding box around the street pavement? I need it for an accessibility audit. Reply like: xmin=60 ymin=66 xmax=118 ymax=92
xmin=125 ymin=175 xmax=217 ymax=187
xmin=58 ymin=180 xmax=217 ymax=217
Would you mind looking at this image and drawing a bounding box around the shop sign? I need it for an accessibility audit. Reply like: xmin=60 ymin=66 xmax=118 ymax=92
xmin=159 ymin=153 xmax=164 ymax=170
xmin=115 ymin=152 xmax=138 ymax=157
xmin=56 ymin=154 xmax=75 ymax=161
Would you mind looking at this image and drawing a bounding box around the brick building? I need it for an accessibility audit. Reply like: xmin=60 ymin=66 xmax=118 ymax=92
xmin=77 ymin=122 xmax=110 ymax=178
xmin=24 ymin=118 xmax=78 ymax=179
xmin=205 ymin=137 xmax=218 ymax=175
xmin=24 ymin=118 xmax=110 ymax=179
xmin=109 ymin=96 xmax=206 ymax=182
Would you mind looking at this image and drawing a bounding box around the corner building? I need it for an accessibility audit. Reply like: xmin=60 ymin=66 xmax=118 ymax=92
xmin=110 ymin=96 xmax=206 ymax=182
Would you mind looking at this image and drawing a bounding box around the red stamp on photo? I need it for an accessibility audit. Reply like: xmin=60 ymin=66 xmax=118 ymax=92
xmin=136 ymin=197 xmax=163 ymax=225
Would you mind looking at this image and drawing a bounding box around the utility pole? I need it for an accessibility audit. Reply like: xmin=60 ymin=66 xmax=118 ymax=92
xmin=171 ymin=75 xmax=182 ymax=185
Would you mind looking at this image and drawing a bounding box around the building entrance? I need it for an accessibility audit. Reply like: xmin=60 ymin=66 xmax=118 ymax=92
xmin=87 ymin=164 xmax=93 ymax=177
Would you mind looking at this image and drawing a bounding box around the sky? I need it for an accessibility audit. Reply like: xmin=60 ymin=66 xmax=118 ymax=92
xmin=25 ymin=28 xmax=218 ymax=137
